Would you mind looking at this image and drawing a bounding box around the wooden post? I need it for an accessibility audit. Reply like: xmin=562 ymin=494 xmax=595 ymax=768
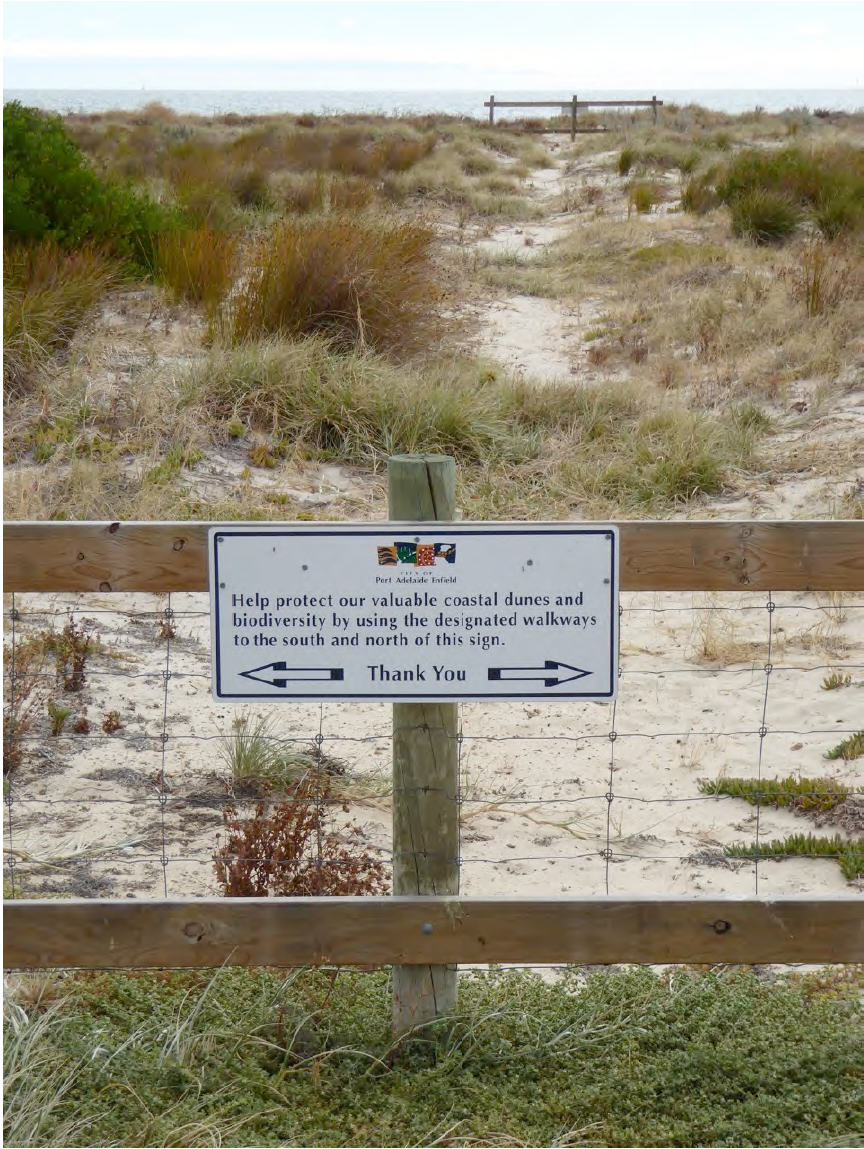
xmin=388 ymin=455 xmax=459 ymax=1034
xmin=571 ymin=93 xmax=577 ymax=141
xmin=652 ymin=95 xmax=658 ymax=124
xmin=489 ymin=94 xmax=495 ymax=125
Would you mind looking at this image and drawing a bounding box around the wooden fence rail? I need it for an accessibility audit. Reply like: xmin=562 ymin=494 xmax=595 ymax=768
xmin=485 ymin=94 xmax=662 ymax=137
xmin=5 ymin=520 xmax=864 ymax=593
xmin=6 ymin=898 xmax=862 ymax=969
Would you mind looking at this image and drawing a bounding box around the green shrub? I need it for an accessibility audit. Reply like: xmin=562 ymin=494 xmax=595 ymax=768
xmin=3 ymin=101 xmax=176 ymax=267
xmin=718 ymin=146 xmax=815 ymax=204
xmin=716 ymin=145 xmax=864 ymax=214
xmin=3 ymin=102 xmax=112 ymax=248
xmin=686 ymin=144 xmax=864 ymax=241
xmin=730 ymin=189 xmax=801 ymax=244
xmin=726 ymin=145 xmax=859 ymax=240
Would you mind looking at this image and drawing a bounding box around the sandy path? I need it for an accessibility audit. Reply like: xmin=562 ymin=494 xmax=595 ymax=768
xmin=466 ymin=144 xmax=608 ymax=383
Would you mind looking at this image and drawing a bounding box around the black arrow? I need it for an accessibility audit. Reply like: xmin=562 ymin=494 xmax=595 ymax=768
xmin=487 ymin=660 xmax=591 ymax=687
xmin=240 ymin=662 xmax=344 ymax=688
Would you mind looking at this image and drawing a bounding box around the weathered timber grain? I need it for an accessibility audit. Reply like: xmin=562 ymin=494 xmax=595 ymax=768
xmin=388 ymin=454 xmax=459 ymax=1031
xmin=5 ymin=898 xmax=861 ymax=968
xmin=5 ymin=521 xmax=864 ymax=592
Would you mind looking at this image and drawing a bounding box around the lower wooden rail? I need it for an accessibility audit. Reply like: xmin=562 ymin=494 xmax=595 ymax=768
xmin=5 ymin=897 xmax=862 ymax=969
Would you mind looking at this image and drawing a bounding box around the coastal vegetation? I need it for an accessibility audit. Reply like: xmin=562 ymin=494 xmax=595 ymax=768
xmin=4 ymin=964 xmax=863 ymax=1148
xmin=3 ymin=100 xmax=863 ymax=523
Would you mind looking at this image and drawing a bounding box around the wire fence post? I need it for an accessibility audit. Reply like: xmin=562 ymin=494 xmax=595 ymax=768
xmin=388 ymin=454 xmax=459 ymax=1035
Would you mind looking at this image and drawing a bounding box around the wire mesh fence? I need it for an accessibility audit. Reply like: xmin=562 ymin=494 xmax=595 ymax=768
xmin=5 ymin=587 xmax=863 ymax=911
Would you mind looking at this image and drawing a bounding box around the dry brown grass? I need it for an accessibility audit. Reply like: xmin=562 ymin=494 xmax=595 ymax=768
xmin=688 ymin=608 xmax=761 ymax=665
xmin=524 ymin=206 xmax=861 ymax=406
xmin=226 ymin=215 xmax=446 ymax=356
xmin=3 ymin=242 xmax=116 ymax=398
xmin=154 ymin=228 xmax=239 ymax=314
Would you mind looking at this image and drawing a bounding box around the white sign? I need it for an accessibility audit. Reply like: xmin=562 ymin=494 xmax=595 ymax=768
xmin=209 ymin=524 xmax=618 ymax=701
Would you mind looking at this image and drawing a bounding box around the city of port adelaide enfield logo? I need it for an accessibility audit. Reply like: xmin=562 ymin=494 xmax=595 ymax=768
xmin=209 ymin=524 xmax=618 ymax=701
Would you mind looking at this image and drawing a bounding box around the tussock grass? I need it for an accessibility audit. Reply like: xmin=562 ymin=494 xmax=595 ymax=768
xmin=627 ymin=179 xmax=662 ymax=214
xmin=3 ymin=241 xmax=115 ymax=396
xmin=618 ymin=138 xmax=704 ymax=176
xmin=546 ymin=203 xmax=860 ymax=402
xmin=226 ymin=216 xmax=444 ymax=356
xmin=794 ymin=238 xmax=861 ymax=318
xmin=184 ymin=339 xmax=534 ymax=463
xmin=276 ymin=171 xmax=376 ymax=214
xmin=220 ymin=712 xmax=332 ymax=796
xmin=67 ymin=111 xmax=442 ymax=222
xmin=730 ymin=189 xmax=802 ymax=244
xmin=6 ymin=103 xmax=859 ymax=526
xmin=689 ymin=609 xmax=759 ymax=665
xmin=181 ymin=337 xmax=759 ymax=513
xmin=5 ymin=328 xmax=764 ymax=520
xmin=3 ymin=994 xmax=102 ymax=1148
xmin=822 ymin=670 xmax=853 ymax=690
xmin=153 ymin=227 xmax=238 ymax=312
xmin=4 ymin=966 xmax=862 ymax=1148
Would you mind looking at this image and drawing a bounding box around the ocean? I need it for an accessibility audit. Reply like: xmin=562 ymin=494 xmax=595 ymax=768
xmin=4 ymin=88 xmax=863 ymax=119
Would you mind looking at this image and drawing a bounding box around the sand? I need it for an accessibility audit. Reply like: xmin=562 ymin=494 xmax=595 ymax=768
xmin=6 ymin=583 xmax=862 ymax=908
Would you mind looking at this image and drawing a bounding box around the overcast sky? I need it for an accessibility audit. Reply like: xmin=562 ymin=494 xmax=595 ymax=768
xmin=4 ymin=1 xmax=862 ymax=91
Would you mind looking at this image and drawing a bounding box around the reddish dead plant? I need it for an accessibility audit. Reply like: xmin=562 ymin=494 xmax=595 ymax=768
xmin=213 ymin=773 xmax=389 ymax=897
